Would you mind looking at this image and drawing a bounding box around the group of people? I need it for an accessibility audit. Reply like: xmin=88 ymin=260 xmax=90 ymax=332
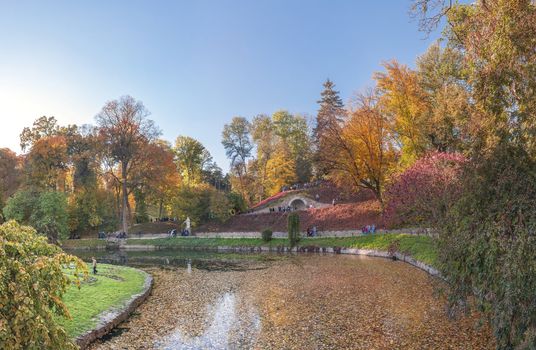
xmin=361 ymin=225 xmax=376 ymax=234
xmin=97 ymin=231 xmax=127 ymax=239
xmin=169 ymin=217 xmax=191 ymax=237
xmin=269 ymin=206 xmax=297 ymax=213
xmin=150 ymin=217 xmax=177 ymax=223
xmin=280 ymin=180 xmax=324 ymax=193
xmin=306 ymin=226 xmax=318 ymax=237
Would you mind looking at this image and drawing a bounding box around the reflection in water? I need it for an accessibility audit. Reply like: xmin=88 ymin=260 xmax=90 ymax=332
xmin=67 ymin=249 xmax=276 ymax=271
xmin=155 ymin=292 xmax=261 ymax=350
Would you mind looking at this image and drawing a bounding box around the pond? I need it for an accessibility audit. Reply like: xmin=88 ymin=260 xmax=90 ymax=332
xmin=67 ymin=249 xmax=494 ymax=349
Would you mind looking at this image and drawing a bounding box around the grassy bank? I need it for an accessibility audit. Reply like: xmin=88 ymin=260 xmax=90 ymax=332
xmin=58 ymin=263 xmax=147 ymax=339
xmin=63 ymin=233 xmax=437 ymax=266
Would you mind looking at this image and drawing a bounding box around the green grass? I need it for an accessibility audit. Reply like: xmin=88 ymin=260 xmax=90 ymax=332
xmin=58 ymin=263 xmax=147 ymax=339
xmin=303 ymin=234 xmax=437 ymax=266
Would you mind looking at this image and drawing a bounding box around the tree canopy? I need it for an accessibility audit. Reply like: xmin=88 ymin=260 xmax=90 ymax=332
xmin=0 ymin=221 xmax=86 ymax=349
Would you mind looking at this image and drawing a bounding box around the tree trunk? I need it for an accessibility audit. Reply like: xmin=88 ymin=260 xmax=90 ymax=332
xmin=158 ymin=198 xmax=164 ymax=219
xmin=115 ymin=184 xmax=121 ymax=225
xmin=121 ymin=161 xmax=129 ymax=234
xmin=127 ymin=194 xmax=132 ymax=223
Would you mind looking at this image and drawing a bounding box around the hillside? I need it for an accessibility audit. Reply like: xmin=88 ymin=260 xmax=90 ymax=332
xmin=250 ymin=182 xmax=376 ymax=211
xmin=199 ymin=200 xmax=382 ymax=233
xmin=76 ymin=184 xmax=383 ymax=236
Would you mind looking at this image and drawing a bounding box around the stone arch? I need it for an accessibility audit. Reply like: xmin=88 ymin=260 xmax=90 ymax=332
xmin=289 ymin=197 xmax=307 ymax=210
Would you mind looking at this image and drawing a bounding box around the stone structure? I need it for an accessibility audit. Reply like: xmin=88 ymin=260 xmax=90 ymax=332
xmin=248 ymin=194 xmax=329 ymax=214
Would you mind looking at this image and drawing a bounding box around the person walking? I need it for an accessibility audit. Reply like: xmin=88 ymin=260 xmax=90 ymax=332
xmin=92 ymin=257 xmax=98 ymax=275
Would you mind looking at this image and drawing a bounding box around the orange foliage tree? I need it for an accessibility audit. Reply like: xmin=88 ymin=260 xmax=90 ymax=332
xmin=328 ymin=92 xmax=397 ymax=207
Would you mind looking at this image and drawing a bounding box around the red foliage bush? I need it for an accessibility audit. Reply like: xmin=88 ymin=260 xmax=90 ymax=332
xmin=384 ymin=152 xmax=466 ymax=228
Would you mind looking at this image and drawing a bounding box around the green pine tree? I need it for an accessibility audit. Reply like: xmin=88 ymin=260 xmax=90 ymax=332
xmin=314 ymin=79 xmax=346 ymax=176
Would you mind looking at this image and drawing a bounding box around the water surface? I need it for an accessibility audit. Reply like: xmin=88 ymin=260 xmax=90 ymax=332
xmin=70 ymin=250 xmax=493 ymax=349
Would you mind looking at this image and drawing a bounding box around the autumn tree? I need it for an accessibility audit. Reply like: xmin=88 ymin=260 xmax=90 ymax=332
xmin=173 ymin=136 xmax=213 ymax=187
xmin=170 ymin=183 xmax=232 ymax=227
xmin=374 ymin=60 xmax=431 ymax=167
xmin=412 ymin=1 xmax=536 ymax=348
xmin=96 ymin=96 xmax=160 ymax=234
xmin=250 ymin=114 xmax=276 ymax=200
xmin=0 ymin=148 xmax=21 ymax=219
xmin=25 ymin=136 xmax=69 ymax=191
xmin=272 ymin=110 xmax=313 ymax=183
xmin=248 ymin=111 xmax=313 ymax=199
xmin=415 ymin=43 xmax=472 ymax=152
xmin=19 ymin=116 xmax=78 ymax=152
xmin=136 ymin=140 xmax=180 ymax=219
xmin=64 ymin=125 xmax=107 ymax=236
xmin=329 ymin=92 xmax=397 ymax=206
xmin=265 ymin=149 xmax=297 ymax=195
xmin=0 ymin=221 xmax=86 ymax=349
xmin=129 ymin=140 xmax=179 ymax=221
xmin=17 ymin=118 xmax=106 ymax=235
xmin=222 ymin=117 xmax=253 ymax=203
xmin=68 ymin=125 xmax=100 ymax=189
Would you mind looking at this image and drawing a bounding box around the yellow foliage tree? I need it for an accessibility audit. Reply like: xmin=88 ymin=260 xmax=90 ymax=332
xmin=374 ymin=60 xmax=431 ymax=167
xmin=0 ymin=221 xmax=86 ymax=349
xmin=265 ymin=151 xmax=297 ymax=195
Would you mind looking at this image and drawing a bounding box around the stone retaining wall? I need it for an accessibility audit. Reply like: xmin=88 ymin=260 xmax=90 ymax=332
xmin=75 ymin=270 xmax=153 ymax=349
xmin=194 ymin=227 xmax=433 ymax=238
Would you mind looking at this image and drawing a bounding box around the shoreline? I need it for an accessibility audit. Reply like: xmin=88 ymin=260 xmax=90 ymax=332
xmin=73 ymin=269 xmax=153 ymax=350
xmin=102 ymin=244 xmax=441 ymax=278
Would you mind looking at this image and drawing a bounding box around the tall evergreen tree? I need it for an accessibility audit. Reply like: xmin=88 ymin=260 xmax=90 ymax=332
xmin=314 ymin=79 xmax=346 ymax=176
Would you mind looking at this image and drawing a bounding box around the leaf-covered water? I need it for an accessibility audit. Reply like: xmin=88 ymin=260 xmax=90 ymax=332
xmin=79 ymin=251 xmax=493 ymax=349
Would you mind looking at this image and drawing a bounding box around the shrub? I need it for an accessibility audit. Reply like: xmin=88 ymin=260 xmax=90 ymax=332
xmin=287 ymin=213 xmax=300 ymax=246
xmin=0 ymin=221 xmax=87 ymax=349
xmin=261 ymin=229 xmax=273 ymax=242
xmin=384 ymin=152 xmax=466 ymax=228
xmin=4 ymin=190 xmax=69 ymax=243
xmin=171 ymin=184 xmax=234 ymax=227
xmin=439 ymin=145 xmax=536 ymax=348
xmin=227 ymin=191 xmax=248 ymax=214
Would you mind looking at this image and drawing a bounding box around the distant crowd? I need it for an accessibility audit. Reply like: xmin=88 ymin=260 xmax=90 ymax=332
xmin=97 ymin=231 xmax=127 ymax=239
xmin=280 ymin=180 xmax=324 ymax=192
xmin=150 ymin=217 xmax=177 ymax=222
xmin=268 ymin=205 xmax=301 ymax=213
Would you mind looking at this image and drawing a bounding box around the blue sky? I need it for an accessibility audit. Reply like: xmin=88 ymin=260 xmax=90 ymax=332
xmin=0 ymin=0 xmax=439 ymax=172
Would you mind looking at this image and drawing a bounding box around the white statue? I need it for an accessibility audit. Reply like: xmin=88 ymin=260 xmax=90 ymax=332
xmin=183 ymin=216 xmax=191 ymax=234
